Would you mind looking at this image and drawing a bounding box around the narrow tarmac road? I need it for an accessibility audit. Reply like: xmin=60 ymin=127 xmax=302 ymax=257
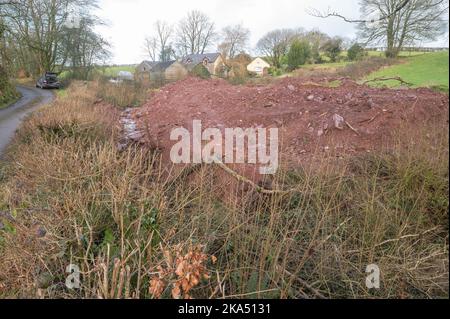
xmin=0 ymin=86 xmax=54 ymax=157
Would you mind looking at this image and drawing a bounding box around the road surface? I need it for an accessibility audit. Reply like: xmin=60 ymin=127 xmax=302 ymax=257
xmin=0 ymin=86 xmax=54 ymax=157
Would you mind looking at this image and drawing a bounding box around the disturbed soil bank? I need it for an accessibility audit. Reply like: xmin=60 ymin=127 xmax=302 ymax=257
xmin=132 ymin=77 xmax=449 ymax=173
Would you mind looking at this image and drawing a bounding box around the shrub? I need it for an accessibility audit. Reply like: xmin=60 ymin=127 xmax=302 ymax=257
xmin=322 ymin=38 xmax=343 ymax=63
xmin=0 ymin=66 xmax=19 ymax=108
xmin=347 ymin=43 xmax=367 ymax=61
xmin=287 ymin=40 xmax=311 ymax=70
xmin=268 ymin=67 xmax=283 ymax=76
xmin=311 ymin=45 xmax=324 ymax=64
xmin=191 ymin=64 xmax=211 ymax=79
xmin=338 ymin=57 xmax=396 ymax=79
xmin=228 ymin=62 xmax=250 ymax=85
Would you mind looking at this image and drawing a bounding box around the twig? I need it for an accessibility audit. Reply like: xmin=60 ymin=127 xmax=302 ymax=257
xmin=213 ymin=160 xmax=298 ymax=195
xmin=358 ymin=113 xmax=381 ymax=124
xmin=374 ymin=226 xmax=440 ymax=248
xmin=277 ymin=266 xmax=326 ymax=299
xmin=368 ymin=113 xmax=381 ymax=124
xmin=222 ymin=289 xmax=280 ymax=299
xmin=345 ymin=121 xmax=360 ymax=135
xmin=308 ymin=0 xmax=412 ymax=23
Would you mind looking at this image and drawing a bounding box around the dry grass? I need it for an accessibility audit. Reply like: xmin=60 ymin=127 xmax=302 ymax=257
xmin=95 ymin=79 xmax=150 ymax=109
xmin=0 ymin=82 xmax=448 ymax=299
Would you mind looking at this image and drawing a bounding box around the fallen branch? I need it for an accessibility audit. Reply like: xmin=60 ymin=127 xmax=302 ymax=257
xmin=213 ymin=160 xmax=297 ymax=195
xmin=345 ymin=121 xmax=360 ymax=135
xmin=368 ymin=113 xmax=381 ymax=124
xmin=167 ymin=157 xmax=302 ymax=195
xmin=363 ymin=76 xmax=414 ymax=87
xmin=277 ymin=266 xmax=326 ymax=299
xmin=358 ymin=113 xmax=381 ymax=124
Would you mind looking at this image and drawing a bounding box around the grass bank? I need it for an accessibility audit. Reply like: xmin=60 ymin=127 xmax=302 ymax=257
xmin=365 ymin=51 xmax=449 ymax=92
xmin=0 ymin=68 xmax=20 ymax=110
xmin=0 ymin=83 xmax=448 ymax=299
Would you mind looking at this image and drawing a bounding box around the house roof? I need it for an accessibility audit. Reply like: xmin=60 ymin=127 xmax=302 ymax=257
xmin=181 ymin=53 xmax=221 ymax=66
xmin=151 ymin=60 xmax=177 ymax=72
xmin=139 ymin=60 xmax=159 ymax=69
xmin=250 ymin=57 xmax=270 ymax=66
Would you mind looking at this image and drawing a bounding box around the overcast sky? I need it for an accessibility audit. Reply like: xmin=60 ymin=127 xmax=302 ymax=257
xmin=95 ymin=0 xmax=449 ymax=65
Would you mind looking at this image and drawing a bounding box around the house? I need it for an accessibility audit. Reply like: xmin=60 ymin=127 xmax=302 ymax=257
xmin=135 ymin=60 xmax=158 ymax=80
xmin=149 ymin=60 xmax=188 ymax=83
xmin=181 ymin=53 xmax=226 ymax=76
xmin=136 ymin=60 xmax=158 ymax=74
xmin=247 ymin=58 xmax=271 ymax=76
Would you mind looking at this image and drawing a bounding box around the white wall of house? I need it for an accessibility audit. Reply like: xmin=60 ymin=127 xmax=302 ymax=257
xmin=247 ymin=58 xmax=270 ymax=76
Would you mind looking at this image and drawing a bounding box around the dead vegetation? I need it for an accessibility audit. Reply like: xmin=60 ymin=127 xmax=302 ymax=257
xmin=0 ymin=81 xmax=448 ymax=299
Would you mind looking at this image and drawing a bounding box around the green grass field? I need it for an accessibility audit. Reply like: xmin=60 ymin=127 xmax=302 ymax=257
xmin=58 ymin=65 xmax=137 ymax=80
xmin=100 ymin=65 xmax=136 ymax=77
xmin=364 ymin=51 xmax=449 ymax=92
xmin=300 ymin=61 xmax=351 ymax=69
xmin=366 ymin=50 xmax=427 ymax=58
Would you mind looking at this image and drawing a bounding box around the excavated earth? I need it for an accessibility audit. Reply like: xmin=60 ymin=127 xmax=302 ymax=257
xmin=130 ymin=76 xmax=449 ymax=176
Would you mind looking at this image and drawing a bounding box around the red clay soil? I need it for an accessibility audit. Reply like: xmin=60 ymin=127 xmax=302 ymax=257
xmin=131 ymin=76 xmax=449 ymax=173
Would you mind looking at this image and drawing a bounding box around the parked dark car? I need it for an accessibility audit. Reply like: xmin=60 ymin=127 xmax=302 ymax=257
xmin=36 ymin=72 xmax=61 ymax=89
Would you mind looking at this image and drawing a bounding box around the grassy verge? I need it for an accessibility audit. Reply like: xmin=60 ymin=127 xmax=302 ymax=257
xmin=0 ymin=94 xmax=20 ymax=110
xmin=96 ymin=79 xmax=149 ymax=108
xmin=1 ymin=70 xmax=21 ymax=110
xmin=0 ymin=83 xmax=448 ymax=299
xmin=279 ymin=57 xmax=397 ymax=81
xmin=364 ymin=51 xmax=449 ymax=92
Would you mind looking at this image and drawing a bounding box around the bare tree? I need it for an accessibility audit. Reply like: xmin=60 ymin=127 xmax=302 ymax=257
xmin=256 ymin=29 xmax=296 ymax=68
xmin=218 ymin=24 xmax=250 ymax=59
xmin=144 ymin=21 xmax=175 ymax=62
xmin=59 ymin=15 xmax=110 ymax=79
xmin=175 ymin=10 xmax=216 ymax=56
xmin=0 ymin=0 xmax=104 ymax=75
xmin=144 ymin=36 xmax=158 ymax=62
xmin=309 ymin=0 xmax=449 ymax=58
xmin=155 ymin=21 xmax=173 ymax=61
xmin=358 ymin=0 xmax=448 ymax=57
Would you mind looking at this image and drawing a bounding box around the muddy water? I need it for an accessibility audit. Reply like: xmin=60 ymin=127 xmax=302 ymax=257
xmin=118 ymin=108 xmax=144 ymax=150
xmin=0 ymin=86 xmax=54 ymax=157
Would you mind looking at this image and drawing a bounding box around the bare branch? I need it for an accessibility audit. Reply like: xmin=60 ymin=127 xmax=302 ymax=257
xmin=307 ymin=0 xmax=412 ymax=23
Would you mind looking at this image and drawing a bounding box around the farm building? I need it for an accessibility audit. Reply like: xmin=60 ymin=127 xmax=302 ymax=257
xmin=135 ymin=60 xmax=158 ymax=81
xmin=149 ymin=61 xmax=188 ymax=83
xmin=247 ymin=57 xmax=270 ymax=76
xmin=181 ymin=53 xmax=227 ymax=76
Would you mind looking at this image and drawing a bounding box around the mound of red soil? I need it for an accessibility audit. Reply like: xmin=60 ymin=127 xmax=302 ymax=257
xmin=132 ymin=76 xmax=448 ymax=170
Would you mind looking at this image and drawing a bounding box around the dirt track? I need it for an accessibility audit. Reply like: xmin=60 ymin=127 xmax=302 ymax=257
xmin=132 ymin=77 xmax=449 ymax=170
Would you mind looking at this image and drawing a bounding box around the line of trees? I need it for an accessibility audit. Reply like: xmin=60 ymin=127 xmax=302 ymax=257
xmin=0 ymin=0 xmax=110 ymax=78
xmin=143 ymin=1 xmax=447 ymax=68
xmin=143 ymin=12 xmax=347 ymax=68
xmin=357 ymin=0 xmax=448 ymax=58
xmin=256 ymin=28 xmax=350 ymax=69
xmin=311 ymin=0 xmax=448 ymax=58
xmin=144 ymin=10 xmax=250 ymax=62
xmin=1 ymin=1 xmax=448 ymax=78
